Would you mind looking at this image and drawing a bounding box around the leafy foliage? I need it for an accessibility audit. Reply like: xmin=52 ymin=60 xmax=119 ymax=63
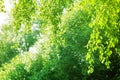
xmin=8 ymin=64 xmax=29 ymax=80
xmin=0 ymin=24 xmax=18 ymax=66
xmin=0 ymin=0 xmax=120 ymax=80
xmin=86 ymin=0 xmax=120 ymax=73
xmin=0 ymin=0 xmax=5 ymax=12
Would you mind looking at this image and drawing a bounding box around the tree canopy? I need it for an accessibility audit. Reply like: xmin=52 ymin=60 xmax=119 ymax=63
xmin=0 ymin=0 xmax=120 ymax=80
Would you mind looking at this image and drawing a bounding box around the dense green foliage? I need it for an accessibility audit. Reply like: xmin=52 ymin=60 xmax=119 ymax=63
xmin=0 ymin=0 xmax=120 ymax=80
